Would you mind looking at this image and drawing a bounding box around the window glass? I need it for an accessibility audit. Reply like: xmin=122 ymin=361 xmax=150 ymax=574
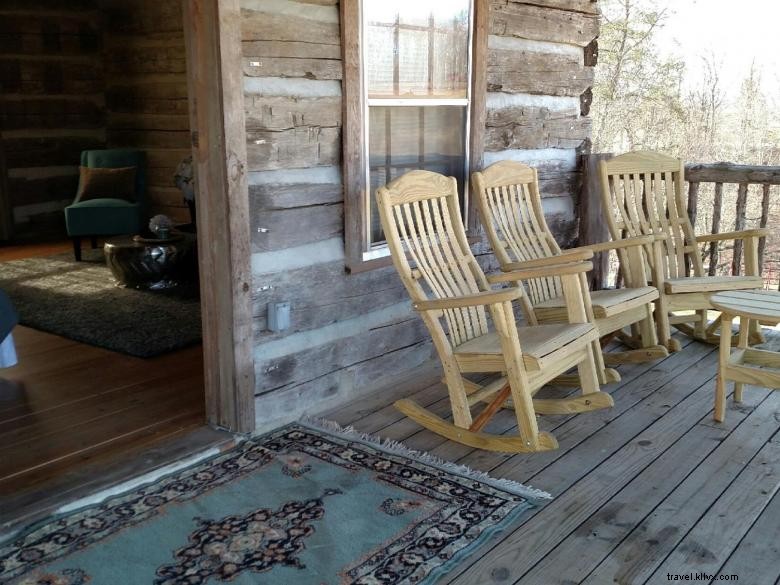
xmin=365 ymin=0 xmax=471 ymax=98
xmin=368 ymin=106 xmax=467 ymax=244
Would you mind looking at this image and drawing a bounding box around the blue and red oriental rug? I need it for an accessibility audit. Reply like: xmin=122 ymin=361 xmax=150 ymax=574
xmin=0 ymin=421 xmax=547 ymax=584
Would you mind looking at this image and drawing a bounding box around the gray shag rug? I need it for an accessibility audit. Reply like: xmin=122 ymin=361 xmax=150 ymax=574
xmin=0 ymin=251 xmax=201 ymax=358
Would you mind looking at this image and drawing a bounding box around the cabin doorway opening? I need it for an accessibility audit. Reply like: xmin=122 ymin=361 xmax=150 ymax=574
xmin=0 ymin=0 xmax=253 ymax=530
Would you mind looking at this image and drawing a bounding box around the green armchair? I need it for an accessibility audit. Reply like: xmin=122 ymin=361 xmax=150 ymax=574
xmin=64 ymin=149 xmax=147 ymax=261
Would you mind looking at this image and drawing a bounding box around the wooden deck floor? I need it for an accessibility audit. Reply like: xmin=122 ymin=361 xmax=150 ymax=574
xmin=326 ymin=334 xmax=780 ymax=585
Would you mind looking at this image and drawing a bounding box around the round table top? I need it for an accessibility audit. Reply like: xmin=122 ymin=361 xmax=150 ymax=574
xmin=710 ymin=289 xmax=780 ymax=323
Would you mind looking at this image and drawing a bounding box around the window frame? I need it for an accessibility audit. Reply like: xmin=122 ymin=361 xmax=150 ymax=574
xmin=341 ymin=0 xmax=487 ymax=273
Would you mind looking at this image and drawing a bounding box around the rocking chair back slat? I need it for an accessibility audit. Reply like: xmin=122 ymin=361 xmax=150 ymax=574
xmin=474 ymin=161 xmax=563 ymax=305
xmin=380 ymin=171 xmax=490 ymax=347
xmin=600 ymin=151 xmax=704 ymax=280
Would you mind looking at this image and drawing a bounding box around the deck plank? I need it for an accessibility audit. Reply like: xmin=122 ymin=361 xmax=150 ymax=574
xmin=445 ymin=347 xmax=724 ymax=584
xmin=713 ymin=490 xmax=780 ymax=583
xmin=646 ymin=423 xmax=780 ymax=582
xmin=332 ymin=333 xmax=779 ymax=585
xmin=522 ymin=388 xmax=778 ymax=585
xmin=582 ymin=389 xmax=780 ymax=584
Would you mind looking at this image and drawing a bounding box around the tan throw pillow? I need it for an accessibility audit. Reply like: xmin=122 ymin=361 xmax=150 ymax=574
xmin=77 ymin=166 xmax=137 ymax=202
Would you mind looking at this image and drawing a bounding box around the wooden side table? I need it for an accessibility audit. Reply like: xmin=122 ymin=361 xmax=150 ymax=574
xmin=710 ymin=290 xmax=780 ymax=422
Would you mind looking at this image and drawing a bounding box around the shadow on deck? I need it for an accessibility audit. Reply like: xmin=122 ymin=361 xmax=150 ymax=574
xmin=325 ymin=333 xmax=780 ymax=585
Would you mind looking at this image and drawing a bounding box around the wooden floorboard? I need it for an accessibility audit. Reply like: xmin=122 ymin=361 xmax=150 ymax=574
xmin=333 ymin=333 xmax=780 ymax=585
xmin=645 ymin=420 xmax=779 ymax=582
xmin=0 ymin=240 xmax=71 ymax=262
xmin=0 ymin=323 xmax=212 ymax=527
xmin=527 ymin=390 xmax=777 ymax=585
xmin=0 ymin=424 xmax=235 ymax=538
xmin=714 ymin=489 xmax=780 ymax=583
xmin=0 ymin=242 xmax=228 ymax=539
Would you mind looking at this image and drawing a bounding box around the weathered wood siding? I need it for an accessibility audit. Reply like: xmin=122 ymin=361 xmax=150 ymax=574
xmin=0 ymin=2 xmax=106 ymax=237
xmin=245 ymin=0 xmax=598 ymax=430
xmin=486 ymin=0 xmax=599 ymax=245
xmin=101 ymin=0 xmax=191 ymax=222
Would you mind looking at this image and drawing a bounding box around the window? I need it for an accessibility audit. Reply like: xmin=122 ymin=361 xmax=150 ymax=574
xmin=342 ymin=0 xmax=486 ymax=271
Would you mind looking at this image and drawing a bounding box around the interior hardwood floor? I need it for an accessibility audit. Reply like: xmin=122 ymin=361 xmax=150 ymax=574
xmin=0 ymin=240 xmax=225 ymax=533
xmin=0 ymin=238 xmax=108 ymax=262
xmin=0 ymin=327 xmax=209 ymax=520
xmin=326 ymin=332 xmax=780 ymax=585
xmin=0 ymin=239 xmax=71 ymax=261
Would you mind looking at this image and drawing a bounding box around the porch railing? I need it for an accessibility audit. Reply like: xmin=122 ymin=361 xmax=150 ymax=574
xmin=579 ymin=155 xmax=780 ymax=290
xmin=685 ymin=163 xmax=780 ymax=286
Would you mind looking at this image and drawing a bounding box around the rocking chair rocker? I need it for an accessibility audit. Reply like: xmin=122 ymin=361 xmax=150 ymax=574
xmin=472 ymin=160 xmax=669 ymax=370
xmin=599 ymin=151 xmax=768 ymax=350
xmin=377 ymin=170 xmax=614 ymax=453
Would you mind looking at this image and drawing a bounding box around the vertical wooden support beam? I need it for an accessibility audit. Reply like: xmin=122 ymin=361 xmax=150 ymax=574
xmin=341 ymin=0 xmax=368 ymax=272
xmin=184 ymin=0 xmax=255 ymax=433
xmin=731 ymin=182 xmax=748 ymax=276
xmin=708 ymin=182 xmax=723 ymax=276
xmin=685 ymin=181 xmax=699 ymax=276
xmin=579 ymin=153 xmax=613 ymax=290
xmin=758 ymin=183 xmax=771 ymax=275
xmin=467 ymin=0 xmax=488 ymax=233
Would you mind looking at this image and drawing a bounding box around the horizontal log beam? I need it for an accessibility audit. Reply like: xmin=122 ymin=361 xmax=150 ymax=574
xmin=488 ymin=47 xmax=593 ymax=97
xmin=489 ymin=1 xmax=600 ymax=47
xmin=246 ymin=126 xmax=341 ymax=171
xmin=494 ymin=0 xmax=600 ymax=16
xmin=252 ymin=258 xmax=406 ymax=338
xmin=245 ymin=95 xmax=341 ymax=131
xmin=485 ymin=106 xmax=591 ymax=150
xmin=251 ymin=203 xmax=343 ymax=252
xmin=686 ymin=163 xmax=780 ymax=185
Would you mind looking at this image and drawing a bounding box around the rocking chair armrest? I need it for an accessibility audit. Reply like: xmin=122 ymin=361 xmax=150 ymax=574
xmin=487 ymin=261 xmax=594 ymax=284
xmin=696 ymin=228 xmax=770 ymax=243
xmin=569 ymin=235 xmax=655 ymax=254
xmin=412 ymin=288 xmax=522 ymax=312
xmin=501 ymin=249 xmax=594 ymax=271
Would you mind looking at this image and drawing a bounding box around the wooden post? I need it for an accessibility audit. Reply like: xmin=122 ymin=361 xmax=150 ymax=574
xmin=467 ymin=0 xmax=488 ymax=234
xmin=685 ymin=181 xmax=699 ymax=276
xmin=579 ymin=153 xmax=613 ymax=290
xmin=758 ymin=183 xmax=771 ymax=275
xmin=184 ymin=0 xmax=256 ymax=433
xmin=708 ymin=182 xmax=723 ymax=276
xmin=731 ymin=182 xmax=748 ymax=276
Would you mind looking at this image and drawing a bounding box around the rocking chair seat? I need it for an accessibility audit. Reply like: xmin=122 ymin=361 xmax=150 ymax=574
xmin=453 ymin=323 xmax=597 ymax=372
xmin=535 ymin=286 xmax=659 ymax=320
xmin=664 ymin=275 xmax=763 ymax=295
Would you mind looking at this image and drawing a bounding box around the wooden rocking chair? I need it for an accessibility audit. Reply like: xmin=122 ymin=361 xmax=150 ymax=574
xmin=376 ymin=170 xmax=614 ymax=453
xmin=599 ymin=151 xmax=768 ymax=350
xmin=472 ymin=161 xmax=669 ymax=370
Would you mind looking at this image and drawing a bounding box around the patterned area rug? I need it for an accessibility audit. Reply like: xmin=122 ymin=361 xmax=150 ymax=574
xmin=0 ymin=421 xmax=547 ymax=584
xmin=0 ymin=251 xmax=200 ymax=358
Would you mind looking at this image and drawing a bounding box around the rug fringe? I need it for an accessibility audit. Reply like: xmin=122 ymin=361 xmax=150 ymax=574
xmin=298 ymin=416 xmax=552 ymax=501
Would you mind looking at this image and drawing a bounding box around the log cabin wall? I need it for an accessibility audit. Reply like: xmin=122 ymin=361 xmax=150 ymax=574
xmin=244 ymin=0 xmax=599 ymax=431
xmin=0 ymin=0 xmax=193 ymax=238
xmin=485 ymin=0 xmax=599 ymax=244
xmin=100 ymin=0 xmax=192 ymax=223
xmin=0 ymin=1 xmax=106 ymax=239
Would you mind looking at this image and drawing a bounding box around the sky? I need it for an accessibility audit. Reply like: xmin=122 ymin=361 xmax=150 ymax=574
xmin=653 ymin=0 xmax=780 ymax=101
